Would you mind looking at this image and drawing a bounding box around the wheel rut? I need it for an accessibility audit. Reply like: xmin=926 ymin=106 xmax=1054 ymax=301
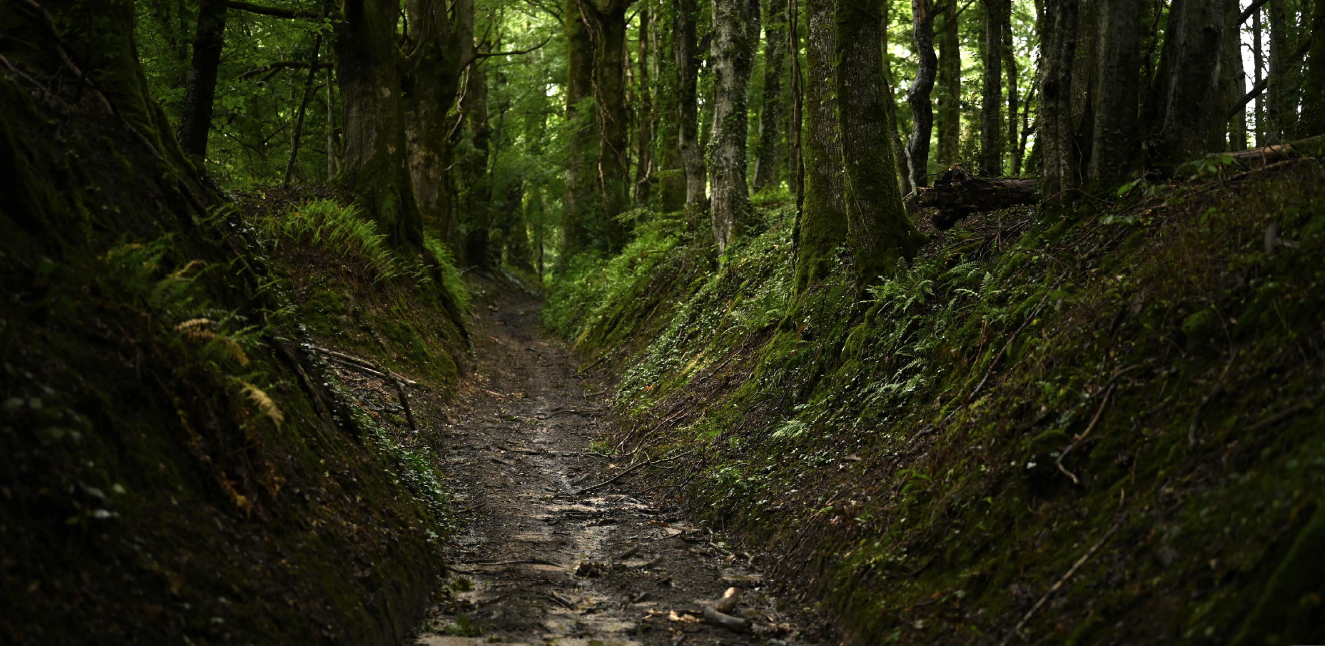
xmin=412 ymin=292 xmax=824 ymax=646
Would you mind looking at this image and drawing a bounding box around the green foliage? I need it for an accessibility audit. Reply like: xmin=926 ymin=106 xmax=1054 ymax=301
xmin=549 ymin=163 xmax=1325 ymax=645
xmin=257 ymin=200 xmax=412 ymax=283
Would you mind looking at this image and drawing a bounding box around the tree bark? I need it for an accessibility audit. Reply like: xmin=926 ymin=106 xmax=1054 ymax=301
xmin=754 ymin=0 xmax=788 ymax=192
xmin=1144 ymin=0 xmax=1235 ymax=168
xmin=177 ymin=0 xmax=229 ymax=161
xmin=936 ymin=1 xmax=962 ymax=167
xmin=1254 ymin=8 xmax=1265 ymax=145
xmin=585 ymin=0 xmax=633 ymax=251
xmin=708 ymin=0 xmax=760 ymax=252
xmin=563 ymin=0 xmax=598 ymax=258
xmin=405 ymin=0 xmax=472 ymax=243
xmin=980 ymin=0 xmax=1004 ymax=176
xmin=656 ymin=0 xmax=686 ymax=212
xmin=634 ymin=6 xmax=655 ymax=204
xmin=920 ymin=165 xmax=1039 ymax=228
xmin=789 ymin=0 xmax=806 ymax=214
xmin=334 ymin=0 xmax=424 ymax=249
xmin=1221 ymin=0 xmax=1248 ymax=150
xmin=1267 ymin=0 xmax=1294 ymax=142
xmin=460 ymin=61 xmax=493 ymax=268
xmin=906 ymin=0 xmax=940 ymax=189
xmin=1086 ymin=0 xmax=1140 ymax=190
xmin=795 ymin=0 xmax=849 ymax=291
xmin=1304 ymin=0 xmax=1325 ymax=135
xmin=675 ymin=0 xmax=707 ymax=223
xmin=1003 ymin=2 xmax=1021 ymax=175
xmin=836 ymin=0 xmax=926 ymax=284
xmin=1039 ymin=0 xmax=1081 ymax=206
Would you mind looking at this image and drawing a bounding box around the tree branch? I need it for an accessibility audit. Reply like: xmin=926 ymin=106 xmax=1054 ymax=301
xmin=1227 ymin=39 xmax=1311 ymax=121
xmin=226 ymin=1 xmax=317 ymax=19
xmin=470 ymin=35 xmax=554 ymax=61
xmin=239 ymin=60 xmax=331 ymax=79
xmin=1238 ymin=0 xmax=1270 ymax=25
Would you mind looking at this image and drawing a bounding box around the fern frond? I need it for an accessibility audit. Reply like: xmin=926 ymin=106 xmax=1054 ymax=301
xmin=239 ymin=381 xmax=283 ymax=427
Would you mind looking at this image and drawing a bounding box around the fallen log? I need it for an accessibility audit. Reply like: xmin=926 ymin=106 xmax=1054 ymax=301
xmin=917 ymin=165 xmax=1039 ymax=230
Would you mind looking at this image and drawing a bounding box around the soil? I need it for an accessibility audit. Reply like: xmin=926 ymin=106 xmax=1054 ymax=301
xmin=411 ymin=290 xmax=826 ymax=646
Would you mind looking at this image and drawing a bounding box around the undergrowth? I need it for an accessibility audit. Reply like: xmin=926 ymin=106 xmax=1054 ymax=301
xmin=547 ymin=162 xmax=1325 ymax=645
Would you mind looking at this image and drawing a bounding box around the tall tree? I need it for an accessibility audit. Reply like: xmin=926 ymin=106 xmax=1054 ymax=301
xmin=1254 ymin=8 xmax=1266 ymax=144
xmin=583 ymin=0 xmax=635 ymax=250
xmin=708 ymin=0 xmax=761 ymax=251
xmin=795 ymin=0 xmax=849 ymax=291
xmin=754 ymin=0 xmax=788 ymax=192
xmin=177 ymin=0 xmax=228 ymax=160
xmin=563 ymin=0 xmax=598 ymax=257
xmin=1086 ymin=0 xmax=1140 ymax=189
xmin=656 ymin=0 xmax=686 ymax=212
xmin=936 ymin=2 xmax=962 ymax=168
xmin=635 ymin=6 xmax=656 ymax=204
xmin=1304 ymin=0 xmax=1325 ymax=134
xmin=334 ymin=0 xmax=424 ymax=248
xmin=1267 ymin=0 xmax=1295 ymax=141
xmin=980 ymin=0 xmax=1005 ymax=175
xmin=675 ymin=0 xmax=707 ymax=222
xmin=1038 ymin=0 xmax=1081 ymax=206
xmin=1003 ymin=2 xmax=1022 ymax=174
xmin=1143 ymin=0 xmax=1235 ymax=168
xmin=906 ymin=0 xmax=940 ymax=189
xmin=405 ymin=0 xmax=473 ymax=242
xmin=836 ymin=0 xmax=926 ymax=284
xmin=459 ymin=60 xmax=493 ymax=268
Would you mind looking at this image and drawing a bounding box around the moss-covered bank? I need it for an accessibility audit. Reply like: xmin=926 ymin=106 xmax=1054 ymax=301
xmin=0 ymin=14 xmax=467 ymax=642
xmin=547 ymin=165 xmax=1325 ymax=645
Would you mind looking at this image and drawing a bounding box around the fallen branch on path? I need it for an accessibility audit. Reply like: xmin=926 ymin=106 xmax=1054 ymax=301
xmin=702 ymin=606 xmax=750 ymax=632
xmin=575 ymin=451 xmax=695 ymax=495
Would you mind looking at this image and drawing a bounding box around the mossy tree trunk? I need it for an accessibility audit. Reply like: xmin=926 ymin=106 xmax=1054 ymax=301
xmin=881 ymin=2 xmax=914 ymax=197
xmin=794 ymin=0 xmax=849 ymax=292
xmin=1085 ymin=0 xmax=1140 ymax=190
xmin=459 ymin=59 xmax=493 ymax=268
xmin=562 ymin=0 xmax=598 ymax=259
xmin=1304 ymin=0 xmax=1325 ymax=135
xmin=404 ymin=0 xmax=472 ymax=244
xmin=1038 ymin=0 xmax=1080 ymax=207
xmin=334 ymin=0 xmax=424 ymax=250
xmin=585 ymin=0 xmax=632 ymax=251
xmin=980 ymin=0 xmax=1005 ymax=176
xmin=836 ymin=0 xmax=926 ymax=285
xmin=177 ymin=0 xmax=228 ymax=161
xmin=936 ymin=2 xmax=961 ymax=169
xmin=1142 ymin=0 xmax=1235 ymax=168
xmin=905 ymin=0 xmax=939 ymax=189
xmin=753 ymin=0 xmax=787 ymax=192
xmin=1003 ymin=4 xmax=1022 ymax=174
xmin=634 ymin=6 xmax=655 ymax=205
xmin=675 ymin=0 xmax=707 ymax=223
xmin=657 ymin=0 xmax=686 ymax=212
xmin=707 ymin=0 xmax=760 ymax=252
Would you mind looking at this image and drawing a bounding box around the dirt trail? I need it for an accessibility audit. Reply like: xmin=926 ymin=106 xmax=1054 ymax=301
xmin=411 ymin=291 xmax=825 ymax=646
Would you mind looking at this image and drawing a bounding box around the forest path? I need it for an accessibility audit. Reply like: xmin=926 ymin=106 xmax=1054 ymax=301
xmin=411 ymin=289 xmax=821 ymax=646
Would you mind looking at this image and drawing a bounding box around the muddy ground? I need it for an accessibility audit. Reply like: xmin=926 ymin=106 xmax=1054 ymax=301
xmin=410 ymin=291 xmax=829 ymax=646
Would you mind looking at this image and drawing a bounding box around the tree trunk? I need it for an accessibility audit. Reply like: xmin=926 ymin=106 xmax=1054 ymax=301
xmin=754 ymin=0 xmax=787 ymax=192
xmin=326 ymin=67 xmax=339 ymax=181
xmin=177 ymin=0 xmax=228 ymax=161
xmin=405 ymin=0 xmax=472 ymax=243
xmin=334 ymin=0 xmax=424 ymax=249
xmin=675 ymin=0 xmax=707 ymax=223
xmin=1267 ymin=0 xmax=1294 ymax=141
xmin=282 ymin=33 xmax=324 ymax=187
xmin=635 ymin=7 xmax=655 ymax=204
xmin=789 ymin=0 xmax=806 ymax=214
xmin=1144 ymin=0 xmax=1234 ymax=168
xmin=1222 ymin=0 xmax=1248 ymax=150
xmin=936 ymin=1 xmax=962 ymax=167
xmin=460 ymin=61 xmax=493 ymax=269
xmin=795 ymin=0 xmax=849 ymax=291
xmin=1304 ymin=0 xmax=1325 ymax=135
xmin=657 ymin=0 xmax=686 ymax=212
xmin=708 ymin=0 xmax=760 ymax=252
xmin=980 ymin=0 xmax=1004 ymax=176
xmin=563 ymin=0 xmax=598 ymax=258
xmin=1254 ymin=8 xmax=1265 ymax=145
xmin=881 ymin=1 xmax=914 ymax=196
xmin=1039 ymin=0 xmax=1081 ymax=206
xmin=587 ymin=0 xmax=632 ymax=250
xmin=906 ymin=0 xmax=940 ymax=189
xmin=1086 ymin=0 xmax=1140 ymax=190
xmin=1003 ymin=3 xmax=1022 ymax=174
xmin=836 ymin=0 xmax=926 ymax=285
xmin=920 ymin=166 xmax=1039 ymax=228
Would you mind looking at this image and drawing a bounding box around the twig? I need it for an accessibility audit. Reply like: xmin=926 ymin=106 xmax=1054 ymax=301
xmin=469 ymin=558 xmax=563 ymax=568
xmin=1056 ymin=388 xmax=1112 ymax=485
xmin=315 ymin=346 xmax=419 ymax=432
xmin=314 ymin=345 xmax=420 ymax=387
xmin=575 ymin=451 xmax=695 ymax=495
xmin=998 ymin=511 xmax=1123 ymax=646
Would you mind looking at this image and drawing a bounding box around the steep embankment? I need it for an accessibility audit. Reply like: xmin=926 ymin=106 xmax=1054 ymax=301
xmin=0 ymin=41 xmax=466 ymax=646
xmin=547 ymin=163 xmax=1325 ymax=645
